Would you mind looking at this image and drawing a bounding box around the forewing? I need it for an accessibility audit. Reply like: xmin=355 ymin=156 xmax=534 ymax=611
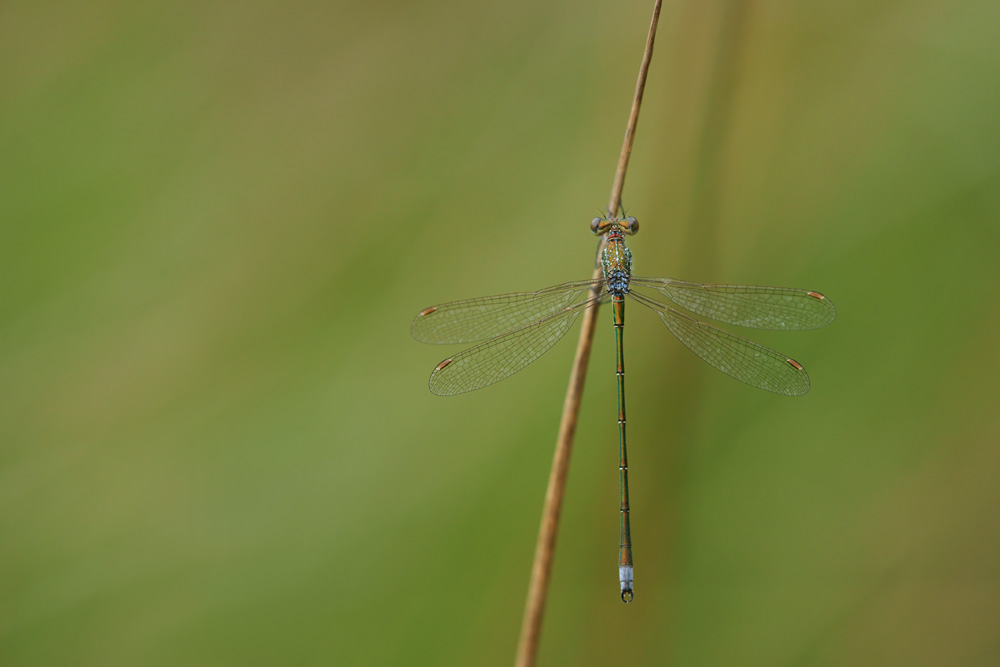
xmin=428 ymin=298 xmax=598 ymax=395
xmin=631 ymin=278 xmax=836 ymax=330
xmin=630 ymin=292 xmax=811 ymax=396
xmin=411 ymin=279 xmax=601 ymax=344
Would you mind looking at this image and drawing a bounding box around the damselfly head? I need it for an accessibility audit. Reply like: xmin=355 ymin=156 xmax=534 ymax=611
xmin=591 ymin=216 xmax=639 ymax=236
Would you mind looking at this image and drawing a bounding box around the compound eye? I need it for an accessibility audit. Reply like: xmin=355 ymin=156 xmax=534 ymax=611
xmin=591 ymin=217 xmax=603 ymax=235
xmin=626 ymin=217 xmax=639 ymax=234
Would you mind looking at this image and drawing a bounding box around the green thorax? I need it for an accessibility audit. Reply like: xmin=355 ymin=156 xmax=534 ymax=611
xmin=601 ymin=229 xmax=633 ymax=296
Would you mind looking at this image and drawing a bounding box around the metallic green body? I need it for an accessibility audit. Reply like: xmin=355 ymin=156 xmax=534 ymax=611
xmin=600 ymin=222 xmax=635 ymax=602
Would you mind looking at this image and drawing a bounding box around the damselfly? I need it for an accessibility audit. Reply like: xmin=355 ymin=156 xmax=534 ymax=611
xmin=411 ymin=216 xmax=836 ymax=602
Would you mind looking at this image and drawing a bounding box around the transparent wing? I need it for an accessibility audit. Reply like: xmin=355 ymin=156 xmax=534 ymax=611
xmin=630 ymin=277 xmax=836 ymax=330
xmin=428 ymin=296 xmax=602 ymax=396
xmin=411 ymin=279 xmax=602 ymax=345
xmin=629 ymin=292 xmax=811 ymax=396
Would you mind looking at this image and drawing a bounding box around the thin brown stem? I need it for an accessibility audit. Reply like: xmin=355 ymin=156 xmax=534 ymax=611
xmin=514 ymin=2 xmax=663 ymax=666
xmin=608 ymin=0 xmax=662 ymax=216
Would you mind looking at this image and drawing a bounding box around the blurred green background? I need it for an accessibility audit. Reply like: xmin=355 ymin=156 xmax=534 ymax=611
xmin=2 ymin=0 xmax=999 ymax=664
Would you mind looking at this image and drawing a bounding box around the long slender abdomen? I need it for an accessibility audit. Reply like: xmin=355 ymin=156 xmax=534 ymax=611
xmin=613 ymin=294 xmax=633 ymax=602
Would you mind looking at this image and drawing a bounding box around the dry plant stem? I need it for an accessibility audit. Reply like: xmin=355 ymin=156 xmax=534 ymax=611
xmin=608 ymin=0 xmax=662 ymax=214
xmin=514 ymin=2 xmax=662 ymax=666
xmin=514 ymin=262 xmax=603 ymax=667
